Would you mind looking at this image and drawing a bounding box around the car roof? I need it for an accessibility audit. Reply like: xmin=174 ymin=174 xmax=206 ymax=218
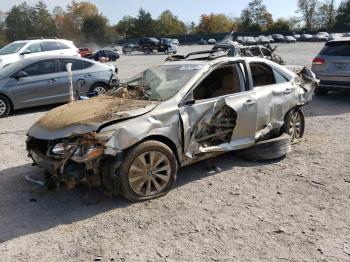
xmin=327 ymin=37 xmax=350 ymax=43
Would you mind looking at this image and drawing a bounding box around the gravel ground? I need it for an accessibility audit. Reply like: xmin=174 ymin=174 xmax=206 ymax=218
xmin=1 ymin=43 xmax=350 ymax=262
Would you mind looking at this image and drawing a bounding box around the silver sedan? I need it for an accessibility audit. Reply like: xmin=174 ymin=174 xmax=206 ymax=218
xmin=0 ymin=56 xmax=117 ymax=117
xmin=26 ymin=53 xmax=317 ymax=201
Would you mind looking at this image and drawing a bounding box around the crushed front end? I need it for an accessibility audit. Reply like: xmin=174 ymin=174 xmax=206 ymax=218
xmin=26 ymin=131 xmax=116 ymax=190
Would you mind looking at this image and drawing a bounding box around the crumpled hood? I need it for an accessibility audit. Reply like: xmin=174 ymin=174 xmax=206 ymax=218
xmin=28 ymin=96 xmax=158 ymax=140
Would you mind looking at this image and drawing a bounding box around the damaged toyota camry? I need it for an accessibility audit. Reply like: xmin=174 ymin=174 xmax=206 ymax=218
xmin=26 ymin=51 xmax=318 ymax=201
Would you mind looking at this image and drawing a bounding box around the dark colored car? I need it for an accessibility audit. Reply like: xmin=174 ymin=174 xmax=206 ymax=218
xmin=79 ymin=47 xmax=93 ymax=57
xmin=138 ymin=37 xmax=177 ymax=54
xmin=122 ymin=43 xmax=139 ymax=54
xmin=85 ymin=50 xmax=120 ymax=61
xmin=272 ymin=34 xmax=284 ymax=43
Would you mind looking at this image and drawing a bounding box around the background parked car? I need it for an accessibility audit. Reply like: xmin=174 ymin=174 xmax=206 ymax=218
xmin=283 ymin=36 xmax=297 ymax=43
xmin=0 ymin=56 xmax=118 ymax=117
xmin=272 ymin=34 xmax=284 ymax=43
xmin=300 ymin=34 xmax=313 ymax=42
xmin=0 ymin=38 xmax=80 ymax=69
xmin=312 ymin=33 xmax=328 ymax=42
xmin=79 ymin=47 xmax=93 ymax=57
xmin=242 ymin=36 xmax=257 ymax=45
xmin=122 ymin=43 xmax=139 ymax=54
xmin=198 ymin=39 xmax=207 ymax=45
xmin=85 ymin=49 xmax=120 ymax=61
xmin=256 ymin=35 xmax=270 ymax=45
xmin=172 ymin=39 xmax=180 ymax=46
xmin=293 ymin=34 xmax=301 ymax=41
xmin=207 ymin=38 xmax=217 ymax=45
xmin=312 ymin=37 xmax=350 ymax=95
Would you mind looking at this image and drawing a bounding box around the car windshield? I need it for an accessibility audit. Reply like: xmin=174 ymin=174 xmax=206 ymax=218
xmin=0 ymin=42 xmax=27 ymax=55
xmin=320 ymin=41 xmax=350 ymax=56
xmin=118 ymin=64 xmax=202 ymax=101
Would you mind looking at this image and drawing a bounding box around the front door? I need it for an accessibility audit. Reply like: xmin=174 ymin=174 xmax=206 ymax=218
xmin=179 ymin=62 xmax=257 ymax=158
xmin=10 ymin=59 xmax=61 ymax=109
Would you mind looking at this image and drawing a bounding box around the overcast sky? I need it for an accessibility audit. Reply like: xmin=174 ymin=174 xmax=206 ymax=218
xmin=0 ymin=0 xmax=343 ymax=24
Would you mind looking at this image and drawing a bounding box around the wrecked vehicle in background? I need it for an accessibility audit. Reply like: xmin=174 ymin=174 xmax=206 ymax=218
xmin=26 ymin=52 xmax=318 ymax=202
xmin=212 ymin=40 xmax=285 ymax=65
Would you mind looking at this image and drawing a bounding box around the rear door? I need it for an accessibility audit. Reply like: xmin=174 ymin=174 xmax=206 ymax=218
xmin=249 ymin=61 xmax=295 ymax=132
xmin=10 ymin=59 xmax=61 ymax=108
xmin=179 ymin=62 xmax=257 ymax=158
xmin=55 ymin=58 xmax=87 ymax=102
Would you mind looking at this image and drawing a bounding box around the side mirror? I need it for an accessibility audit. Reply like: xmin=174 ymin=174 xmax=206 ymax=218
xmin=20 ymin=50 xmax=31 ymax=55
xmin=12 ymin=71 xmax=28 ymax=79
xmin=179 ymin=92 xmax=195 ymax=107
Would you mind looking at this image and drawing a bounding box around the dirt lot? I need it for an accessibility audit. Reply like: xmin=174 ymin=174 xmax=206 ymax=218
xmin=1 ymin=43 xmax=350 ymax=262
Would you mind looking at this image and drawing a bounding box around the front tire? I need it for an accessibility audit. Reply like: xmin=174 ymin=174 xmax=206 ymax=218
xmin=90 ymin=83 xmax=108 ymax=96
xmin=119 ymin=141 xmax=178 ymax=202
xmin=281 ymin=107 xmax=305 ymax=144
xmin=0 ymin=95 xmax=11 ymax=118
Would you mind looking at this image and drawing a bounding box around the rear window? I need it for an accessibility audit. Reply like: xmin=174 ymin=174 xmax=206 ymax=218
xmin=59 ymin=58 xmax=84 ymax=71
xmin=320 ymin=41 xmax=350 ymax=56
xmin=42 ymin=42 xmax=59 ymax=51
xmin=57 ymin=42 xmax=69 ymax=50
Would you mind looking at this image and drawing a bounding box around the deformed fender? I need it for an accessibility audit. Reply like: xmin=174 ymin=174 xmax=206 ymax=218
xmin=286 ymin=65 xmax=319 ymax=105
xmin=102 ymin=106 xmax=183 ymax=161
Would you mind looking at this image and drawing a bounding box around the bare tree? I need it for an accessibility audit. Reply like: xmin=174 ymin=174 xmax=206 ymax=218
xmin=297 ymin=0 xmax=319 ymax=31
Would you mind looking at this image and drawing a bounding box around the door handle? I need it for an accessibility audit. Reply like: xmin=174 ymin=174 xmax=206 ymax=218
xmin=243 ymin=99 xmax=256 ymax=108
xmin=47 ymin=79 xmax=57 ymax=83
xmin=284 ymin=88 xmax=292 ymax=94
xmin=84 ymin=74 xmax=92 ymax=77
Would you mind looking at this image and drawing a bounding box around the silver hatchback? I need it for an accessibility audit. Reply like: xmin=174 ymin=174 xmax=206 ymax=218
xmin=312 ymin=38 xmax=350 ymax=95
xmin=0 ymin=56 xmax=117 ymax=117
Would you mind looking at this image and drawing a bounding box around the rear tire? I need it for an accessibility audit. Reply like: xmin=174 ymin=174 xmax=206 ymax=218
xmin=0 ymin=95 xmax=11 ymax=118
xmin=119 ymin=141 xmax=178 ymax=202
xmin=281 ymin=107 xmax=305 ymax=144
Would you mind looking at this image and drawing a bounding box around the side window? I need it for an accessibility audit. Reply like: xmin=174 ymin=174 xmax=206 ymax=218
xmin=83 ymin=60 xmax=94 ymax=69
xmin=250 ymin=63 xmax=276 ymax=87
xmin=22 ymin=60 xmax=56 ymax=76
xmin=261 ymin=48 xmax=271 ymax=57
xmin=25 ymin=43 xmax=43 ymax=53
xmin=42 ymin=42 xmax=59 ymax=51
xmin=193 ymin=65 xmax=242 ymax=100
xmin=273 ymin=68 xmax=289 ymax=84
xmin=57 ymin=42 xmax=69 ymax=50
xmin=59 ymin=58 xmax=84 ymax=72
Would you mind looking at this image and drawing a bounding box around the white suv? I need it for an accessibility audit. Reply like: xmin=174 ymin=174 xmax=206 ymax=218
xmin=0 ymin=38 xmax=80 ymax=69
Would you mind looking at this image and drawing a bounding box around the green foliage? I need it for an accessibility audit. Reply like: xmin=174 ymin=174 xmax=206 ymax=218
xmin=5 ymin=3 xmax=36 ymax=41
xmin=156 ymin=10 xmax=187 ymax=35
xmin=333 ymin=0 xmax=350 ymax=31
xmin=82 ymin=15 xmax=111 ymax=44
xmin=195 ymin=13 xmax=235 ymax=33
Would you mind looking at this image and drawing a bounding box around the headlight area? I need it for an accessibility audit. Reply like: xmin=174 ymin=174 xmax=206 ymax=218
xmin=45 ymin=131 xmax=115 ymax=189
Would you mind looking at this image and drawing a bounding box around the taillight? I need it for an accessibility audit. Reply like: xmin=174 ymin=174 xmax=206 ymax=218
xmin=77 ymin=49 xmax=81 ymax=57
xmin=312 ymin=57 xmax=325 ymax=65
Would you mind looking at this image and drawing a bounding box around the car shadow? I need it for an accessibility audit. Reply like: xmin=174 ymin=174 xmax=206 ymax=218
xmin=304 ymin=90 xmax=350 ymax=117
xmin=0 ymin=152 xmax=278 ymax=243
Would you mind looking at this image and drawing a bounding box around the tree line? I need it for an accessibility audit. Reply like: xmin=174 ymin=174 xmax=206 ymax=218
xmin=0 ymin=0 xmax=349 ymax=47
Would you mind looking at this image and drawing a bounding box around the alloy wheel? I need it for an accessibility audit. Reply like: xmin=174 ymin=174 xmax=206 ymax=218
xmin=93 ymin=86 xmax=107 ymax=95
xmin=128 ymin=151 xmax=171 ymax=197
xmin=0 ymin=99 xmax=7 ymax=116
xmin=289 ymin=111 xmax=302 ymax=142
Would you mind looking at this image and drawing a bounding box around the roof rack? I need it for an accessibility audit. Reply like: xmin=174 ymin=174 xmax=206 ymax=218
xmin=166 ymin=50 xmax=228 ymax=62
xmin=27 ymin=37 xmax=58 ymax=40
